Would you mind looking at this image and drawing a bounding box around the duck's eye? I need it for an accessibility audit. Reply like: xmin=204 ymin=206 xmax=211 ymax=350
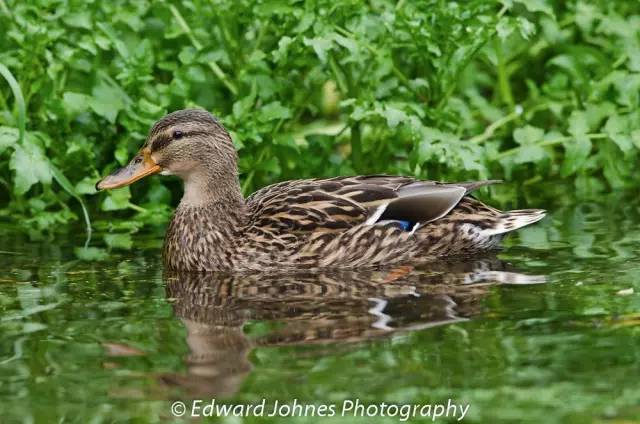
xmin=172 ymin=130 xmax=184 ymax=140
xmin=134 ymin=157 xmax=143 ymax=165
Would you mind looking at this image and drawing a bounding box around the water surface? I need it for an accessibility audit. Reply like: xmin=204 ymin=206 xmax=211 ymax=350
xmin=1 ymin=197 xmax=639 ymax=423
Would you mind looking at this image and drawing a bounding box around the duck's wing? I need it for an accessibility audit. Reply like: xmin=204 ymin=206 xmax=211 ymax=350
xmin=245 ymin=175 xmax=500 ymax=234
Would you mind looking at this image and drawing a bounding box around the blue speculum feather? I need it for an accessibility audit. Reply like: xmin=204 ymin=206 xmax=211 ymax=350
xmin=397 ymin=220 xmax=413 ymax=231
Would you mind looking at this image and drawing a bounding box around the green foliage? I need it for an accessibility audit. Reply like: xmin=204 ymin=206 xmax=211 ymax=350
xmin=0 ymin=0 xmax=639 ymax=231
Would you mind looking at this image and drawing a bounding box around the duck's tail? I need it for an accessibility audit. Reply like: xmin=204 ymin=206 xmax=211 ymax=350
xmin=481 ymin=209 xmax=546 ymax=236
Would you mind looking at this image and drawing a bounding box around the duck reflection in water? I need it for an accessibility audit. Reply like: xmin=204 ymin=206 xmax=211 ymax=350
xmin=160 ymin=256 xmax=545 ymax=398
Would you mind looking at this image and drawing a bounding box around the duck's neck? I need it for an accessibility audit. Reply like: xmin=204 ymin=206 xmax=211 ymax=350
xmin=179 ymin=169 xmax=244 ymax=210
xmin=164 ymin=171 xmax=247 ymax=271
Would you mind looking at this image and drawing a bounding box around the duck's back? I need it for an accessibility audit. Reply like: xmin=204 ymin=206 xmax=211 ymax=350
xmin=236 ymin=176 xmax=545 ymax=270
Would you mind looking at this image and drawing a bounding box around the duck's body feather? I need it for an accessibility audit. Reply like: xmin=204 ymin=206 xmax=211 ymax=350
xmin=163 ymin=175 xmax=545 ymax=271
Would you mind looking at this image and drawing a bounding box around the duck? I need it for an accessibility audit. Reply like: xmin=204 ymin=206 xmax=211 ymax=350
xmin=96 ymin=109 xmax=546 ymax=272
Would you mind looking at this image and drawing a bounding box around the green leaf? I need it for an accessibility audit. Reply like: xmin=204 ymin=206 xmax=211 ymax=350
xmin=604 ymin=114 xmax=624 ymax=134
xmin=9 ymin=144 xmax=52 ymax=194
xmin=63 ymin=11 xmax=92 ymax=29
xmin=350 ymin=104 xmax=374 ymax=121
xmin=75 ymin=176 xmax=99 ymax=195
xmin=513 ymin=126 xmax=545 ymax=145
xmin=254 ymin=1 xmax=294 ymax=15
xmin=604 ymin=115 xmax=633 ymax=153
xmin=562 ymin=112 xmax=592 ymax=175
xmin=96 ymin=22 xmax=129 ymax=58
xmin=293 ymin=12 xmax=314 ymax=33
xmin=273 ymin=133 xmax=298 ymax=150
xmin=517 ymin=17 xmax=536 ymax=40
xmin=104 ymin=233 xmax=133 ymax=250
xmin=514 ymin=0 xmax=554 ymax=16
xmin=258 ymin=101 xmax=291 ymax=122
xmin=0 ymin=126 xmax=19 ymax=155
xmin=568 ymin=111 xmax=589 ymax=136
xmin=496 ymin=19 xmax=515 ymax=40
xmin=89 ymin=81 xmax=126 ymax=123
xmin=602 ymin=142 xmax=627 ymax=188
xmin=62 ymin=92 xmax=91 ymax=116
xmin=513 ymin=144 xmax=546 ymax=164
xmin=74 ymin=247 xmax=109 ymax=261
xmin=457 ymin=145 xmax=484 ymax=171
xmin=383 ymin=106 xmax=407 ymax=128
xmin=178 ymin=46 xmax=197 ymax=64
xmin=273 ymin=36 xmax=294 ymax=63
xmin=561 ymin=136 xmax=591 ymax=177
xmin=303 ymin=35 xmax=334 ymax=63
xmin=631 ymin=129 xmax=640 ymax=149
xmin=101 ymin=186 xmax=131 ymax=211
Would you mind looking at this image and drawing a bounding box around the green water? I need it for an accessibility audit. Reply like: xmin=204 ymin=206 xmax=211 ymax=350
xmin=1 ymin=196 xmax=640 ymax=423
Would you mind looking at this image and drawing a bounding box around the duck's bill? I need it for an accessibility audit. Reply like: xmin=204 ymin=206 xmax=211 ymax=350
xmin=95 ymin=149 xmax=160 ymax=191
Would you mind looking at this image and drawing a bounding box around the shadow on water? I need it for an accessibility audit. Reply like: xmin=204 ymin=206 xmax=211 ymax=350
xmin=159 ymin=258 xmax=545 ymax=399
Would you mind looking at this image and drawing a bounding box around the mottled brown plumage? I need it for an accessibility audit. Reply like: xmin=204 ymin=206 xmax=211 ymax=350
xmin=96 ymin=109 xmax=546 ymax=272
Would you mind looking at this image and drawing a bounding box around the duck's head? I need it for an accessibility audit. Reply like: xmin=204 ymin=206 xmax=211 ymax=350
xmin=96 ymin=109 xmax=238 ymax=196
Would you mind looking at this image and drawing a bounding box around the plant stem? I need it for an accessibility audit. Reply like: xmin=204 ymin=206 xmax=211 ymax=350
xmin=169 ymin=5 xmax=238 ymax=95
xmin=241 ymin=148 xmax=267 ymax=195
xmin=128 ymin=202 xmax=147 ymax=213
xmin=328 ymin=55 xmax=348 ymax=95
xmin=333 ymin=26 xmax=417 ymax=96
xmin=0 ymin=63 xmax=26 ymax=145
xmin=495 ymin=39 xmax=514 ymax=109
xmin=497 ymin=4 xmax=509 ymax=18
xmin=468 ymin=106 xmax=523 ymax=144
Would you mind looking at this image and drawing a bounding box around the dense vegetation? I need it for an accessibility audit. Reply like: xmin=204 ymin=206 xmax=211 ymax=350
xmin=0 ymin=0 xmax=638 ymax=233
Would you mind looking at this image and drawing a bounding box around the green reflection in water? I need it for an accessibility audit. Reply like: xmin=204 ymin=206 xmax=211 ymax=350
xmin=0 ymin=197 xmax=639 ymax=423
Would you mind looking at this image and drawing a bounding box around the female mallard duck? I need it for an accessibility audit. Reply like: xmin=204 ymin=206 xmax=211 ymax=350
xmin=96 ymin=109 xmax=545 ymax=272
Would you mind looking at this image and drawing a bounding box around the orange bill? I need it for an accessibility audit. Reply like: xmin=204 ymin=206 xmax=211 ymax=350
xmin=95 ymin=148 xmax=160 ymax=191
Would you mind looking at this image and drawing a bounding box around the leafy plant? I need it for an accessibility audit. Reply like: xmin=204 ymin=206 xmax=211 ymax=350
xmin=0 ymin=0 xmax=638 ymax=233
